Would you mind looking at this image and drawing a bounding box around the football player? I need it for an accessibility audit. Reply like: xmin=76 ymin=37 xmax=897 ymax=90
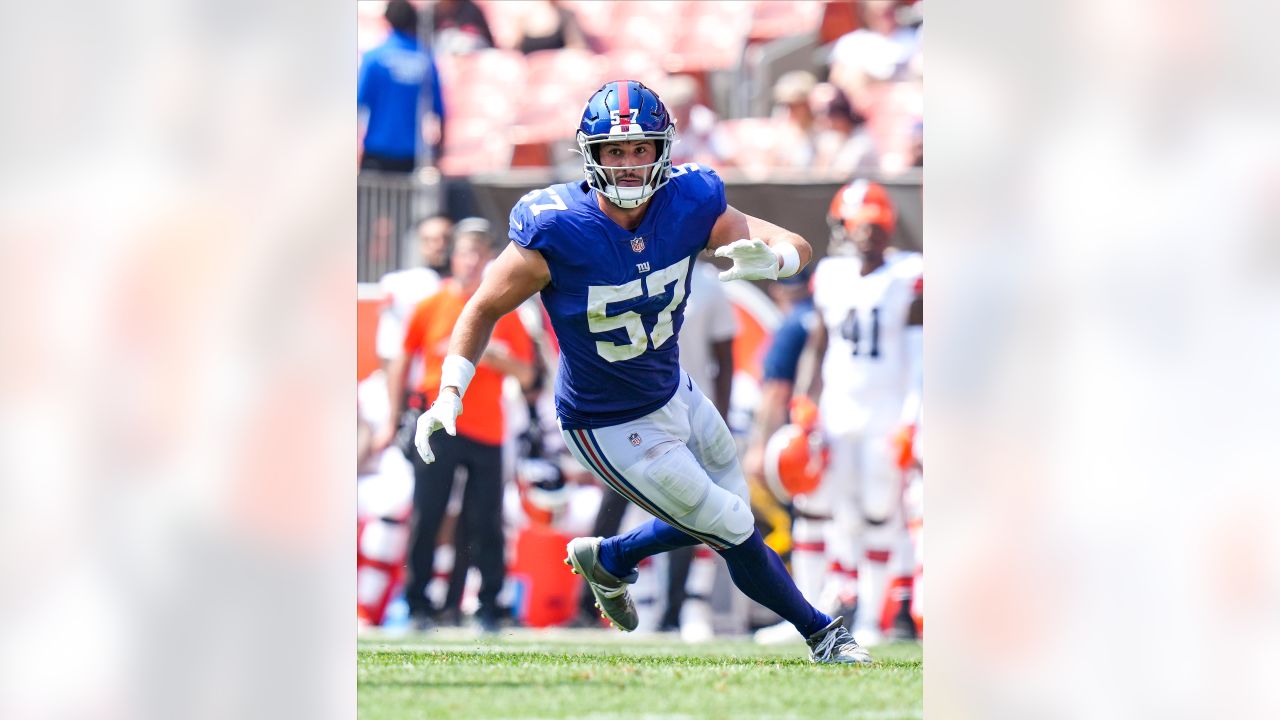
xmin=414 ymin=81 xmax=871 ymax=664
xmin=797 ymin=180 xmax=923 ymax=645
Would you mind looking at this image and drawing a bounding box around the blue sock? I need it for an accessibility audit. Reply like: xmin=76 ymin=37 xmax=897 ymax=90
xmin=716 ymin=529 xmax=832 ymax=638
xmin=598 ymin=518 xmax=700 ymax=579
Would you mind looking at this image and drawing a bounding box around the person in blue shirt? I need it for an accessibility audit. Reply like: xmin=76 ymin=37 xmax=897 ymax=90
xmin=358 ymin=0 xmax=445 ymax=172
xmin=412 ymin=80 xmax=871 ymax=664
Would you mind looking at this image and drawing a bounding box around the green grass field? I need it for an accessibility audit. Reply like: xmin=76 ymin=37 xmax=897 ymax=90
xmin=358 ymin=628 xmax=922 ymax=719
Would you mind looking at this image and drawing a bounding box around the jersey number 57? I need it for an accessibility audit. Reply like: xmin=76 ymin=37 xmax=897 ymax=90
xmin=587 ymin=257 xmax=689 ymax=362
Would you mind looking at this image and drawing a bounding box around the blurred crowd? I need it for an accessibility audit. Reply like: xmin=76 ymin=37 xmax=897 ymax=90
xmin=358 ymin=0 xmax=924 ymax=178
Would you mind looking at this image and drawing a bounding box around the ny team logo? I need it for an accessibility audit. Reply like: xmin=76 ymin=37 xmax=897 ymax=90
xmin=629 ymin=432 xmax=642 ymax=446
xmin=631 ymin=236 xmax=645 ymax=253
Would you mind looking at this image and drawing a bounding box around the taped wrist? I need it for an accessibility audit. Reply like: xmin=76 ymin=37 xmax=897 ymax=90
xmin=775 ymin=243 xmax=801 ymax=279
xmin=439 ymin=355 xmax=476 ymax=398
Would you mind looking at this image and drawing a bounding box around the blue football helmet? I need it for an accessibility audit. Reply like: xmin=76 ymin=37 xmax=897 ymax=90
xmin=576 ymin=80 xmax=676 ymax=209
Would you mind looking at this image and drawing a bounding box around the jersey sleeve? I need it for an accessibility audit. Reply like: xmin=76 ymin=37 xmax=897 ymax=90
xmin=696 ymin=165 xmax=728 ymax=218
xmin=681 ymin=163 xmax=727 ymax=220
xmin=669 ymin=163 xmax=727 ymax=250
xmin=894 ymin=252 xmax=924 ymax=286
xmin=508 ymin=195 xmax=542 ymax=251
xmin=508 ymin=184 xmax=574 ymax=253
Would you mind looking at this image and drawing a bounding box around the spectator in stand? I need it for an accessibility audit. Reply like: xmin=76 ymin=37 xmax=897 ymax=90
xmin=515 ymin=0 xmax=593 ymax=55
xmin=767 ymin=71 xmax=818 ymax=171
xmin=431 ymin=0 xmax=495 ymax=55
xmin=358 ymin=0 xmax=446 ymax=172
xmin=809 ymin=83 xmax=879 ymax=175
xmin=828 ymin=0 xmax=920 ymax=114
xmin=664 ymin=75 xmax=728 ymax=167
xmin=378 ymin=220 xmax=536 ymax=633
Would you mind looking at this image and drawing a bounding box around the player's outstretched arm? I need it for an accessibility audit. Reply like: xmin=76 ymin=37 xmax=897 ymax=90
xmin=708 ymin=205 xmax=812 ymax=282
xmin=414 ymin=243 xmax=550 ymax=463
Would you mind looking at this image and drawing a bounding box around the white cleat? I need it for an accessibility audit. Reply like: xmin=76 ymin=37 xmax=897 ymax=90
xmin=807 ymin=616 xmax=873 ymax=665
xmin=565 ymin=537 xmax=639 ymax=632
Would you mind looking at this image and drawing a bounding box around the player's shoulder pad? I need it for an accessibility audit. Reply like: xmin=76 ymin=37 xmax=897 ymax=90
xmin=812 ymin=255 xmax=842 ymax=287
xmin=667 ymin=163 xmax=726 ymax=221
xmin=508 ymin=182 xmax=578 ymax=250
xmin=669 ymin=160 xmax=720 ymax=184
xmin=889 ymin=250 xmax=924 ymax=283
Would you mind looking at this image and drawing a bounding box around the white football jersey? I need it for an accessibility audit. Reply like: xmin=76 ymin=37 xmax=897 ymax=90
xmin=813 ymin=250 xmax=922 ymax=434
xmin=375 ymin=267 xmax=441 ymax=362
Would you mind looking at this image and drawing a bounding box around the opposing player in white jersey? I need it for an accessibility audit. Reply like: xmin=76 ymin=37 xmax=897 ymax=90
xmin=413 ymin=80 xmax=872 ymax=664
xmin=799 ymin=180 xmax=923 ymax=645
xmin=373 ymin=214 xmax=452 ymax=374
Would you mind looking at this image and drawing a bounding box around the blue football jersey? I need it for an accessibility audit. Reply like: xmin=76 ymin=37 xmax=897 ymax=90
xmin=509 ymin=163 xmax=727 ymax=429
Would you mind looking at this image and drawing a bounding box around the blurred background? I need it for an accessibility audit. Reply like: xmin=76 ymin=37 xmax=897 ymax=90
xmin=354 ymin=0 xmax=927 ymax=644
xmin=355 ymin=0 xmax=923 ymax=283
xmin=5 ymin=0 xmax=1280 ymax=716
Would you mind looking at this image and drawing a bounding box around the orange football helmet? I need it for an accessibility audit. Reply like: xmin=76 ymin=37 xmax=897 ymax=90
xmin=763 ymin=397 xmax=829 ymax=502
xmin=827 ymin=180 xmax=897 ymax=256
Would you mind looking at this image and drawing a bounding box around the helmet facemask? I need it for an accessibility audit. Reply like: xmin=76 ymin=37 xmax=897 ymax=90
xmin=576 ymin=125 xmax=676 ymax=209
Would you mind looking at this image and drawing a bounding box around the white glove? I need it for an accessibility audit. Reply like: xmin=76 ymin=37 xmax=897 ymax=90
xmin=415 ymin=391 xmax=462 ymax=464
xmin=714 ymin=238 xmax=779 ymax=281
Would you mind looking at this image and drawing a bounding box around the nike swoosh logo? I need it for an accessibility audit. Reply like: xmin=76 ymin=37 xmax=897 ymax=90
xmin=511 ymin=214 xmax=523 ymax=231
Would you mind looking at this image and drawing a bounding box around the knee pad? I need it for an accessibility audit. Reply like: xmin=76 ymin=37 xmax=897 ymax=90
xmin=698 ymin=486 xmax=756 ymax=546
xmin=642 ymin=448 xmax=712 ymax=518
xmin=638 ymin=446 xmax=755 ymax=548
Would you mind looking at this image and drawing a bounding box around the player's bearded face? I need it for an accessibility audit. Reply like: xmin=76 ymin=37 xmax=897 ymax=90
xmin=599 ymin=140 xmax=658 ymax=188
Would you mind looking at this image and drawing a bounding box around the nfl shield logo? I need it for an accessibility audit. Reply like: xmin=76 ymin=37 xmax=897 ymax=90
xmin=629 ymin=432 xmax=642 ymax=446
xmin=630 ymin=236 xmax=645 ymax=253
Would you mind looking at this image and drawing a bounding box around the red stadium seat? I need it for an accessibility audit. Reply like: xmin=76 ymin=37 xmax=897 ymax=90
xmin=357 ymin=2 xmax=389 ymax=54
xmin=601 ymin=49 xmax=668 ymax=90
xmin=666 ymin=6 xmax=752 ymax=73
xmin=749 ymin=1 xmax=823 ymax=43
xmin=715 ymin=117 xmax=783 ymax=176
xmin=862 ymin=80 xmax=922 ymax=173
xmin=610 ymin=0 xmax=687 ymax=25
xmin=560 ymin=0 xmax=614 ymax=44
xmin=440 ymin=117 xmax=513 ymax=175
xmin=473 ymin=0 xmax=528 ymax=51
xmin=438 ymin=50 xmax=528 ymax=169
xmin=602 ymin=13 xmax=678 ymax=59
xmin=437 ymin=49 xmax=527 ymax=91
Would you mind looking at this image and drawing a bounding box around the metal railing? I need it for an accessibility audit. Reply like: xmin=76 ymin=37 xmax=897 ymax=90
xmin=357 ymin=171 xmax=443 ymax=283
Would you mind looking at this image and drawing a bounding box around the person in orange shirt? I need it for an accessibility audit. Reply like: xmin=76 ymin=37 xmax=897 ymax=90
xmin=378 ymin=220 xmax=535 ymax=632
